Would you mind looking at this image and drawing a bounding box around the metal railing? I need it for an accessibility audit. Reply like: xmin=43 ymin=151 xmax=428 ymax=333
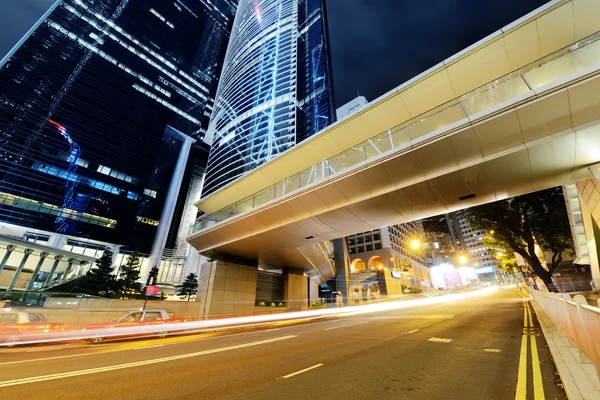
xmin=532 ymin=290 xmax=600 ymax=380
xmin=190 ymin=31 xmax=600 ymax=236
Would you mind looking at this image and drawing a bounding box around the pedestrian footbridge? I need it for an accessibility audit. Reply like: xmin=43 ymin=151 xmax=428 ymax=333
xmin=188 ymin=0 xmax=600 ymax=280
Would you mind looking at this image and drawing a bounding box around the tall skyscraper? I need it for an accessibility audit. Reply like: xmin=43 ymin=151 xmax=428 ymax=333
xmin=0 ymin=0 xmax=236 ymax=288
xmin=202 ymin=0 xmax=335 ymax=196
xmin=445 ymin=210 xmax=501 ymax=274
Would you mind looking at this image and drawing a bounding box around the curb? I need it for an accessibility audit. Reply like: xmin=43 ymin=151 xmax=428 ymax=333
xmin=529 ymin=297 xmax=600 ymax=400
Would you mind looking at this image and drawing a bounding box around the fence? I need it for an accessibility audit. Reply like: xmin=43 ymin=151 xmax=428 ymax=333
xmin=532 ymin=290 xmax=600 ymax=380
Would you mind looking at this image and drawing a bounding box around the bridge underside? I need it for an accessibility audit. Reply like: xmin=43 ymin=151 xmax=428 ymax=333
xmin=190 ymin=111 xmax=600 ymax=279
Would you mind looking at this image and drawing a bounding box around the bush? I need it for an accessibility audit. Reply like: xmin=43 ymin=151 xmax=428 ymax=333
xmin=278 ymin=302 xmax=285 ymax=307
xmin=270 ymin=302 xmax=276 ymax=307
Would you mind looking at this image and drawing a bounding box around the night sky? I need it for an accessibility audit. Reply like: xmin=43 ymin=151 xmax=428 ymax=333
xmin=326 ymin=0 xmax=550 ymax=106
xmin=1 ymin=0 xmax=550 ymax=107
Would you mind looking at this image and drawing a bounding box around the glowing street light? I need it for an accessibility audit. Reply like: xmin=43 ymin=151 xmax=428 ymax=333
xmin=410 ymin=240 xmax=421 ymax=250
xmin=458 ymin=255 xmax=468 ymax=265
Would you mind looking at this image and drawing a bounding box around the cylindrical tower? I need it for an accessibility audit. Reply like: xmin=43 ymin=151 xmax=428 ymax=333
xmin=203 ymin=0 xmax=300 ymax=195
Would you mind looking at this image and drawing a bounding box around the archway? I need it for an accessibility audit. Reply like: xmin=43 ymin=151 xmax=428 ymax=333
xmin=350 ymin=258 xmax=367 ymax=273
xmin=368 ymin=256 xmax=385 ymax=271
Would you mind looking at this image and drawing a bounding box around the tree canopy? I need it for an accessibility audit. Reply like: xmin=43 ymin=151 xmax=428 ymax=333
xmin=469 ymin=187 xmax=574 ymax=291
xmin=71 ymin=247 xmax=117 ymax=297
xmin=177 ymin=273 xmax=198 ymax=301
xmin=117 ymin=252 xmax=142 ymax=298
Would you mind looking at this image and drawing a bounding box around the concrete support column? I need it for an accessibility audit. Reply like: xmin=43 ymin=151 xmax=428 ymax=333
xmin=64 ymin=258 xmax=76 ymax=278
xmin=27 ymin=252 xmax=49 ymax=290
xmin=283 ymin=268 xmax=309 ymax=308
xmin=148 ymin=128 xmax=195 ymax=273
xmin=0 ymin=244 xmax=16 ymax=275
xmin=7 ymin=248 xmax=33 ymax=291
xmin=576 ymin=178 xmax=600 ymax=289
xmin=44 ymin=255 xmax=63 ymax=287
xmin=333 ymin=237 xmax=350 ymax=305
xmin=47 ymin=234 xmax=67 ymax=249
xmin=197 ymin=259 xmax=258 ymax=316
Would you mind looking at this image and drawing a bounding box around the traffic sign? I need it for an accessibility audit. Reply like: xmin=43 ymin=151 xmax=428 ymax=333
xmin=145 ymin=285 xmax=160 ymax=297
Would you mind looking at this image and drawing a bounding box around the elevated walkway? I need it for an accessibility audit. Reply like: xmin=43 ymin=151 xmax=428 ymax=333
xmin=188 ymin=0 xmax=600 ymax=279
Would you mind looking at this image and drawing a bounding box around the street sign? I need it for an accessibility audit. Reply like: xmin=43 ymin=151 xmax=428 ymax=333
xmin=145 ymin=285 xmax=160 ymax=297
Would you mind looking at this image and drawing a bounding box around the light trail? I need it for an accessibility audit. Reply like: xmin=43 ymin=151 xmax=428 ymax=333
xmin=0 ymin=287 xmax=498 ymax=347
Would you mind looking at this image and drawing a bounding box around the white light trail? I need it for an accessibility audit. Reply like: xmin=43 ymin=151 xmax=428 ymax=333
xmin=0 ymin=287 xmax=497 ymax=347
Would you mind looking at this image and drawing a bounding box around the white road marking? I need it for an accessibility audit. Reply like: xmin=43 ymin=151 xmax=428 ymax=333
xmin=279 ymin=364 xmax=323 ymax=379
xmin=264 ymin=329 xmax=280 ymax=332
xmin=0 ymin=335 xmax=298 ymax=387
xmin=324 ymin=321 xmax=368 ymax=331
xmin=484 ymin=348 xmax=501 ymax=353
xmin=428 ymin=337 xmax=453 ymax=343
xmin=408 ymin=329 xmax=419 ymax=334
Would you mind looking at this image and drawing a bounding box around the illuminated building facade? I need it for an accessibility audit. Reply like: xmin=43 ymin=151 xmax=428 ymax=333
xmin=0 ymin=0 xmax=236 ymax=258
xmin=202 ymin=0 xmax=335 ymax=196
xmin=445 ymin=210 xmax=501 ymax=274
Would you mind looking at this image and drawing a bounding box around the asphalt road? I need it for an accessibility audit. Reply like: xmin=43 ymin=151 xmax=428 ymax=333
xmin=0 ymin=288 xmax=566 ymax=400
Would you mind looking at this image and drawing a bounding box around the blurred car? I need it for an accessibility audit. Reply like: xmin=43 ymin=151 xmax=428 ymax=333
xmin=85 ymin=310 xmax=187 ymax=343
xmin=0 ymin=310 xmax=66 ymax=347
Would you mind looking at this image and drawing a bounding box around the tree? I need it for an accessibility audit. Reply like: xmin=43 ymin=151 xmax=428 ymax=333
xmin=177 ymin=273 xmax=198 ymax=301
xmin=146 ymin=265 xmax=159 ymax=286
xmin=71 ymin=247 xmax=117 ymax=297
xmin=117 ymin=253 xmax=142 ymax=298
xmin=469 ymin=187 xmax=574 ymax=292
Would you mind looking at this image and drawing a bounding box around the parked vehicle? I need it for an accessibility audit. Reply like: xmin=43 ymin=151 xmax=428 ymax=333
xmin=0 ymin=310 xmax=66 ymax=347
xmin=85 ymin=310 xmax=187 ymax=343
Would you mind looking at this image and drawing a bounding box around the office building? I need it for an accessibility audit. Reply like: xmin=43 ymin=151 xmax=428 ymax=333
xmin=423 ymin=231 xmax=455 ymax=259
xmin=445 ymin=210 xmax=501 ymax=275
xmin=0 ymin=0 xmax=236 ymax=290
xmin=346 ymin=221 xmax=432 ymax=302
xmin=202 ymin=0 xmax=335 ymax=196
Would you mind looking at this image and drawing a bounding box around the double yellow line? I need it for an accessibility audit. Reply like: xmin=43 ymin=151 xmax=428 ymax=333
xmin=515 ymin=299 xmax=545 ymax=400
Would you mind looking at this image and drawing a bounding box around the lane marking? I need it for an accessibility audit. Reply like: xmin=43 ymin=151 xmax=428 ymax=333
xmin=279 ymin=364 xmax=323 ymax=379
xmin=408 ymin=329 xmax=419 ymax=334
xmin=264 ymin=329 xmax=280 ymax=332
xmin=324 ymin=321 xmax=368 ymax=331
xmin=0 ymin=335 xmax=298 ymax=388
xmin=527 ymin=303 xmax=545 ymax=400
xmin=515 ymin=301 xmax=529 ymax=400
xmin=484 ymin=348 xmax=501 ymax=353
xmin=428 ymin=337 xmax=452 ymax=343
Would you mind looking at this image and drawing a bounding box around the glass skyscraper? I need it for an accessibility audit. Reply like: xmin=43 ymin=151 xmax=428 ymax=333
xmin=202 ymin=0 xmax=335 ymax=196
xmin=0 ymin=0 xmax=236 ymax=254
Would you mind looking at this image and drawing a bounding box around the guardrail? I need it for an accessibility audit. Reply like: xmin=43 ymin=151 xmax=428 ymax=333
xmin=532 ymin=290 xmax=600 ymax=380
xmin=189 ymin=30 xmax=600 ymax=236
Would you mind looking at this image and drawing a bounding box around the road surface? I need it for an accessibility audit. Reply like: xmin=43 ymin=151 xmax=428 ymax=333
xmin=0 ymin=288 xmax=566 ymax=399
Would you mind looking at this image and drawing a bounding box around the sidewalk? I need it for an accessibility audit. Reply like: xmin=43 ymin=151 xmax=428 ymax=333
xmin=529 ymin=294 xmax=600 ymax=400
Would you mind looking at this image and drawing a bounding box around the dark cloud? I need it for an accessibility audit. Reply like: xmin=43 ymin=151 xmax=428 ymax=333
xmin=0 ymin=0 xmax=56 ymax=59
xmin=326 ymin=0 xmax=550 ymax=107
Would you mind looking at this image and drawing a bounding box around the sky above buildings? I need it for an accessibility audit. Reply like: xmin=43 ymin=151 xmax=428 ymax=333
xmin=2 ymin=0 xmax=550 ymax=107
xmin=326 ymin=0 xmax=550 ymax=106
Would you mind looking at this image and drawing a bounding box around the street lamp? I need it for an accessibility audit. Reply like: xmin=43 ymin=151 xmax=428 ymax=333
xmin=458 ymin=255 xmax=468 ymax=265
xmin=410 ymin=240 xmax=421 ymax=250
